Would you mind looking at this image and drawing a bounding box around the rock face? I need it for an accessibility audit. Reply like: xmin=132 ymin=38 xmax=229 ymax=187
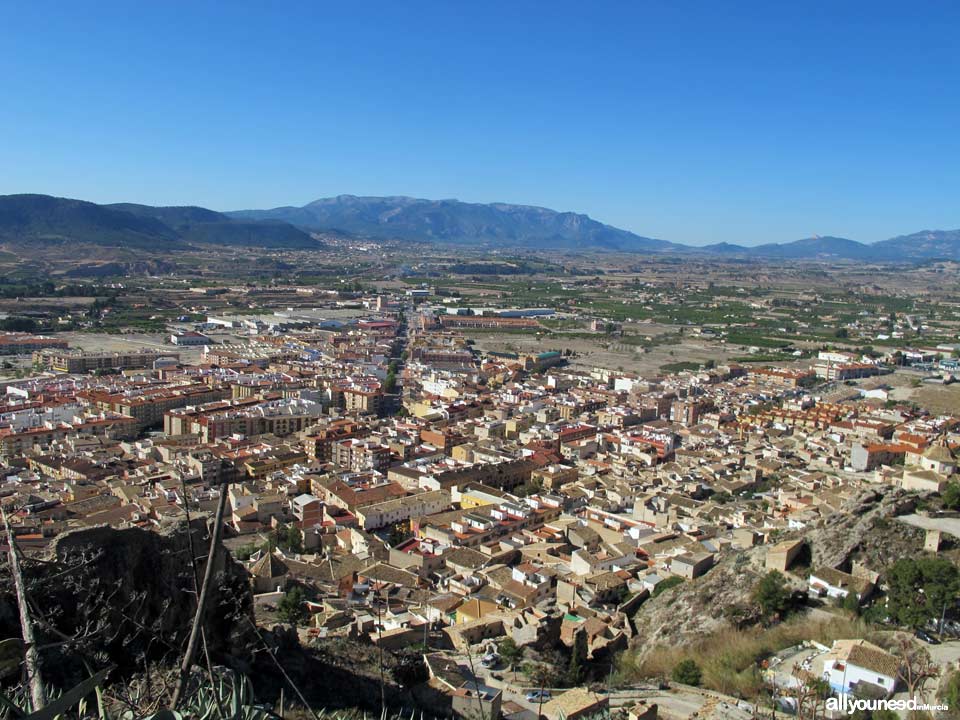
xmin=629 ymin=489 xmax=925 ymax=656
xmin=802 ymin=489 xmax=923 ymax=570
xmin=631 ymin=547 xmax=769 ymax=653
xmin=0 ymin=519 xmax=256 ymax=686
xmin=0 ymin=521 xmax=428 ymax=710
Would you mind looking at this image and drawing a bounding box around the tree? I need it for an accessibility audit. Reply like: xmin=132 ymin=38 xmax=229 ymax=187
xmin=388 ymin=520 xmax=412 ymax=547
xmin=790 ymin=668 xmax=830 ymax=720
xmin=671 ymin=658 xmax=702 ymax=686
xmin=894 ymin=634 xmax=939 ymax=705
xmin=887 ymin=557 xmax=960 ymax=630
xmin=277 ymin=586 xmax=309 ymax=626
xmin=567 ymin=628 xmax=588 ymax=686
xmin=523 ymin=661 xmax=554 ymax=690
xmin=0 ymin=317 xmax=39 ymax=332
xmin=839 ymin=590 xmax=861 ymax=615
xmin=172 ymin=482 xmax=229 ymax=708
xmin=234 ymin=543 xmax=258 ymax=561
xmin=872 ymin=710 xmax=899 ymax=720
xmin=499 ymin=637 xmax=524 ymax=680
xmin=383 ymin=372 xmax=397 ymax=394
xmin=275 ymin=524 xmax=303 ymax=554
xmin=834 ymin=328 xmax=849 ymax=339
xmin=753 ymin=570 xmax=790 ymax=620
xmin=942 ymin=482 xmax=960 ymax=511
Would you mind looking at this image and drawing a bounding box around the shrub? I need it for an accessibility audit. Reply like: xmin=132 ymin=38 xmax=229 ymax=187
xmin=752 ymin=570 xmax=789 ymax=619
xmin=652 ymin=576 xmax=685 ymax=598
xmin=277 ymin=586 xmax=309 ymax=626
xmin=622 ymin=614 xmax=869 ymax=699
xmin=942 ymin=482 xmax=960 ymax=511
xmin=672 ymin=659 xmax=702 ymax=686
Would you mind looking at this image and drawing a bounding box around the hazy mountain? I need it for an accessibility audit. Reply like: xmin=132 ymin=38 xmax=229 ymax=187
xmin=697 ymin=242 xmax=751 ymax=254
xmin=870 ymin=230 xmax=960 ymax=261
xmin=2 ymin=193 xmax=957 ymax=260
xmin=0 ymin=195 xmax=321 ymax=251
xmin=232 ymin=195 xmax=960 ymax=259
xmin=228 ymin=195 xmax=680 ymax=251
xmin=745 ymin=236 xmax=872 ymax=260
xmin=0 ymin=194 xmax=186 ymax=250
xmin=107 ymin=203 xmax=320 ymax=248
xmin=696 ymin=232 xmax=960 ymax=261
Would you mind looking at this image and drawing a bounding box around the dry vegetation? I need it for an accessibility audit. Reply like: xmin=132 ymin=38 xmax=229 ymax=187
xmin=619 ymin=613 xmax=873 ymax=698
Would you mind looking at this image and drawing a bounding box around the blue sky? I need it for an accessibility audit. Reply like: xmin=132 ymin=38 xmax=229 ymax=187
xmin=1 ymin=1 xmax=958 ymax=246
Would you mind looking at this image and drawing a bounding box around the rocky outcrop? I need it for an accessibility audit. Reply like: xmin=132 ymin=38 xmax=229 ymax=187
xmin=802 ymin=488 xmax=923 ymax=570
xmin=0 ymin=521 xmax=429 ymax=711
xmin=629 ymin=488 xmax=925 ymax=657
xmin=630 ymin=547 xmax=770 ymax=655
xmin=1 ymin=518 xmax=256 ymax=688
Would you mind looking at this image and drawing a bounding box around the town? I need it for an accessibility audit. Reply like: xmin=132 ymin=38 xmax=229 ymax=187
xmin=2 ymin=263 xmax=959 ymax=720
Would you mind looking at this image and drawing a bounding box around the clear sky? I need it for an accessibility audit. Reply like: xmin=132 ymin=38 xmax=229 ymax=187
xmin=1 ymin=1 xmax=958 ymax=246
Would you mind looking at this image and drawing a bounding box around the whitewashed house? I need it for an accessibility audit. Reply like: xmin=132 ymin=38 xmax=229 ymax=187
xmin=822 ymin=639 xmax=900 ymax=697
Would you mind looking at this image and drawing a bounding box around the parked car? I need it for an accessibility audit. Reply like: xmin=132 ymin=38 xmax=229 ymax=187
xmin=526 ymin=690 xmax=552 ymax=703
xmin=916 ymin=629 xmax=940 ymax=644
xmin=481 ymin=652 xmax=500 ymax=668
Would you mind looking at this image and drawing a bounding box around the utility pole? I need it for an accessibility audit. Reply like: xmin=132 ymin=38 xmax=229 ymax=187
xmin=463 ymin=642 xmax=487 ymax=720
xmin=2 ymin=506 xmax=46 ymax=711
xmin=376 ymin=587 xmax=386 ymax=713
xmin=940 ymin=597 xmax=948 ymax=640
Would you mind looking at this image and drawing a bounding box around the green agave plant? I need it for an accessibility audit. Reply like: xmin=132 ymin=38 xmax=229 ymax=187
xmin=1 ymin=669 xmax=444 ymax=720
xmin=137 ymin=670 xmax=277 ymax=720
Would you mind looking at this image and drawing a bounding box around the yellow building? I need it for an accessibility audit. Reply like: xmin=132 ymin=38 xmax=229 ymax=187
xmin=452 ymin=598 xmax=498 ymax=625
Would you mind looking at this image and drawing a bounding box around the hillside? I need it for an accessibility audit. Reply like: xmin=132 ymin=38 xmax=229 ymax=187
xmin=229 ymin=194 xmax=679 ymax=251
xmin=0 ymin=195 xmax=321 ymax=251
xmin=871 ymin=229 xmax=960 ymax=261
xmin=108 ymin=202 xmax=321 ymax=248
xmin=630 ymin=489 xmax=924 ymax=654
xmin=0 ymin=194 xmax=186 ymax=250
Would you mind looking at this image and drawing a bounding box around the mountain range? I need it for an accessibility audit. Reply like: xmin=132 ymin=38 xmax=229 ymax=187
xmin=0 ymin=194 xmax=320 ymax=251
xmin=1 ymin=193 xmax=958 ymax=261
xmin=228 ymin=194 xmax=678 ymax=252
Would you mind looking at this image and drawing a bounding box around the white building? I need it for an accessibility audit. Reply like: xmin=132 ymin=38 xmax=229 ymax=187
xmin=822 ymin=639 xmax=899 ymax=697
xmin=808 ymin=567 xmax=875 ymax=604
xmin=170 ymin=331 xmax=211 ymax=346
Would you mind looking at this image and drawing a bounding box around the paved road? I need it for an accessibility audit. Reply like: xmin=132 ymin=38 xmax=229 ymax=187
xmin=459 ymin=651 xmax=754 ymax=720
xmin=898 ymin=513 xmax=960 ymax=539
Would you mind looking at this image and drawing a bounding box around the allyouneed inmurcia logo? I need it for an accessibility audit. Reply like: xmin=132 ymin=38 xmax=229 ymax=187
xmin=826 ymin=695 xmax=948 ymax=715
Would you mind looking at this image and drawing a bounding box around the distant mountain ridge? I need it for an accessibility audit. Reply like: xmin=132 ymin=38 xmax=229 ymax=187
xmin=0 ymin=194 xmax=185 ymax=250
xmin=696 ymin=231 xmax=960 ymax=261
xmin=0 ymin=194 xmax=320 ymax=250
xmin=699 ymin=235 xmax=874 ymax=259
xmin=0 ymin=193 xmax=958 ymax=260
xmin=107 ymin=203 xmax=319 ymax=248
xmin=231 ymin=195 xmax=960 ymax=260
xmin=228 ymin=194 xmax=680 ymax=252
